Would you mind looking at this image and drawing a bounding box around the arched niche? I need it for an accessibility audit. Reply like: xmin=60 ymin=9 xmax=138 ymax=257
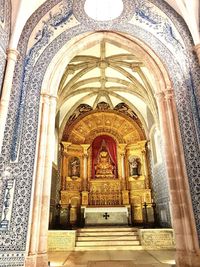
xmin=91 ymin=134 xmax=118 ymax=178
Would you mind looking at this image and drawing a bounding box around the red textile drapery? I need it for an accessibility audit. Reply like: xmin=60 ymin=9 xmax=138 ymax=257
xmin=92 ymin=135 xmax=118 ymax=178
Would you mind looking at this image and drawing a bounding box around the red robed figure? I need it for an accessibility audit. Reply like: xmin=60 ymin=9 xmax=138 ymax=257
xmin=92 ymin=135 xmax=118 ymax=178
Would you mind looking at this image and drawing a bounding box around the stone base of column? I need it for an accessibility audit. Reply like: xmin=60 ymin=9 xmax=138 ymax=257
xmin=25 ymin=253 xmax=49 ymax=267
xmin=176 ymin=250 xmax=200 ymax=267
xmin=36 ymin=253 xmax=49 ymax=267
xmin=25 ymin=254 xmax=37 ymax=267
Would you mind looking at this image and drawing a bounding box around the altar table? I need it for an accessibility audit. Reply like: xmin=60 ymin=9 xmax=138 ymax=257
xmin=83 ymin=206 xmax=129 ymax=225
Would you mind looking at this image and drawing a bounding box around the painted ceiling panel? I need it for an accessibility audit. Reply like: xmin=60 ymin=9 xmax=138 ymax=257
xmin=11 ymin=0 xmax=200 ymax=48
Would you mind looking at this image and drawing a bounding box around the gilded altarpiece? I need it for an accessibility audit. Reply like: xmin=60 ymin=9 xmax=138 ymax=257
xmin=60 ymin=111 xmax=152 ymax=224
xmin=60 ymin=141 xmax=152 ymax=224
xmin=127 ymin=141 xmax=152 ymax=222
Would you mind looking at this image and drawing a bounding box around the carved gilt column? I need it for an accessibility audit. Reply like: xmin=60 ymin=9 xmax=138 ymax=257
xmin=59 ymin=143 xmax=64 ymax=190
xmin=61 ymin=142 xmax=71 ymax=190
xmin=141 ymin=142 xmax=149 ymax=189
xmin=119 ymin=144 xmax=127 ymax=189
xmin=81 ymin=144 xmax=90 ymax=205
xmin=119 ymin=144 xmax=129 ymax=205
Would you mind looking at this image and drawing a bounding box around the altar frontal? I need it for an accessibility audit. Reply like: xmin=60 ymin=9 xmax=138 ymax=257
xmin=84 ymin=206 xmax=129 ymax=225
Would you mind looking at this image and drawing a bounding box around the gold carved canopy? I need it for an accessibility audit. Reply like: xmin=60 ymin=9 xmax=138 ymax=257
xmin=62 ymin=110 xmax=145 ymax=144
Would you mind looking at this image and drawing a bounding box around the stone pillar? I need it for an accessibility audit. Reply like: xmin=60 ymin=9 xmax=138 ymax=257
xmin=25 ymin=94 xmax=50 ymax=267
xmin=36 ymin=94 xmax=57 ymax=267
xmin=37 ymin=95 xmax=57 ymax=261
xmin=194 ymin=44 xmax=200 ymax=64
xmin=0 ymin=49 xmax=19 ymax=152
xmin=155 ymin=89 xmax=200 ymax=267
xmin=81 ymin=144 xmax=90 ymax=191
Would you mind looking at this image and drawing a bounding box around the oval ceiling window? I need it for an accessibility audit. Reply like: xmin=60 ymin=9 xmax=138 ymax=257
xmin=84 ymin=0 xmax=124 ymax=21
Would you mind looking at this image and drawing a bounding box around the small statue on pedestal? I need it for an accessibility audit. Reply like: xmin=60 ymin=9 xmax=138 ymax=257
xmin=129 ymin=157 xmax=141 ymax=177
xmin=69 ymin=157 xmax=80 ymax=179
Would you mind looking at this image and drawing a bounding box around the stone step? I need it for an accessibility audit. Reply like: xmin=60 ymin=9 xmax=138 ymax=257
xmin=76 ymin=240 xmax=140 ymax=247
xmin=77 ymin=235 xmax=139 ymax=241
xmin=87 ymin=261 xmax=172 ymax=267
xmin=77 ymin=227 xmax=138 ymax=232
xmin=74 ymin=245 xmax=143 ymax=251
xmin=77 ymin=231 xmax=139 ymax=237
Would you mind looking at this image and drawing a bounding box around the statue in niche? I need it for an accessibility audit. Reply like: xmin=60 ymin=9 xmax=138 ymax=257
xmin=129 ymin=157 xmax=141 ymax=177
xmin=69 ymin=157 xmax=80 ymax=179
xmin=95 ymin=149 xmax=114 ymax=179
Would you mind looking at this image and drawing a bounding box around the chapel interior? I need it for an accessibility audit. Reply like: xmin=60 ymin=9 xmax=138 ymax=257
xmin=49 ymin=39 xmax=165 ymax=230
xmin=0 ymin=1 xmax=200 ymax=267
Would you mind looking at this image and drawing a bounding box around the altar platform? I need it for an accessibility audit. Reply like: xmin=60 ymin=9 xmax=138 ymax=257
xmin=83 ymin=206 xmax=130 ymax=225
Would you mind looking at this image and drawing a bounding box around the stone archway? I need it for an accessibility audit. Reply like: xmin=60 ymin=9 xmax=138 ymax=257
xmin=25 ymin=31 xmax=200 ymax=267
xmin=0 ymin=0 xmax=12 ymax=93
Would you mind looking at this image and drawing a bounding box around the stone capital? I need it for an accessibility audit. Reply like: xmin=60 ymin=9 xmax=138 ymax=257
xmin=6 ymin=48 xmax=20 ymax=61
xmin=164 ymin=87 xmax=174 ymax=100
xmin=154 ymin=91 xmax=165 ymax=102
xmin=40 ymin=92 xmax=57 ymax=100
xmin=40 ymin=93 xmax=50 ymax=105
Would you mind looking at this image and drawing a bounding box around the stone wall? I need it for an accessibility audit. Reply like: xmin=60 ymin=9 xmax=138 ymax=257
xmin=139 ymin=229 xmax=175 ymax=250
xmin=152 ymin=162 xmax=171 ymax=227
xmin=148 ymin=148 xmax=171 ymax=228
xmin=48 ymin=230 xmax=76 ymax=251
xmin=0 ymin=0 xmax=10 ymax=94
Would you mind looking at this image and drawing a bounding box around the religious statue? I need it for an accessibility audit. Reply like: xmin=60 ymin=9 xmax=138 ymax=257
xmin=69 ymin=157 xmax=80 ymax=178
xmin=129 ymin=157 xmax=141 ymax=176
xmin=95 ymin=150 xmax=115 ymax=179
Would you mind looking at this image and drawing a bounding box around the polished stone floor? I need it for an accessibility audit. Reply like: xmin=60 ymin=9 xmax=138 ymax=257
xmin=48 ymin=250 xmax=176 ymax=267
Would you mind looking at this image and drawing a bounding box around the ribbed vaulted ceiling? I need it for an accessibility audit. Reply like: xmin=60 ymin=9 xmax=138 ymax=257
xmin=58 ymin=40 xmax=158 ymax=136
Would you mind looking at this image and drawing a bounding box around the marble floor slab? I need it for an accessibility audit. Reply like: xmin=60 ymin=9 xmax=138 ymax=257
xmin=48 ymin=250 xmax=176 ymax=267
xmin=87 ymin=261 xmax=134 ymax=267
xmin=87 ymin=261 xmax=171 ymax=267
